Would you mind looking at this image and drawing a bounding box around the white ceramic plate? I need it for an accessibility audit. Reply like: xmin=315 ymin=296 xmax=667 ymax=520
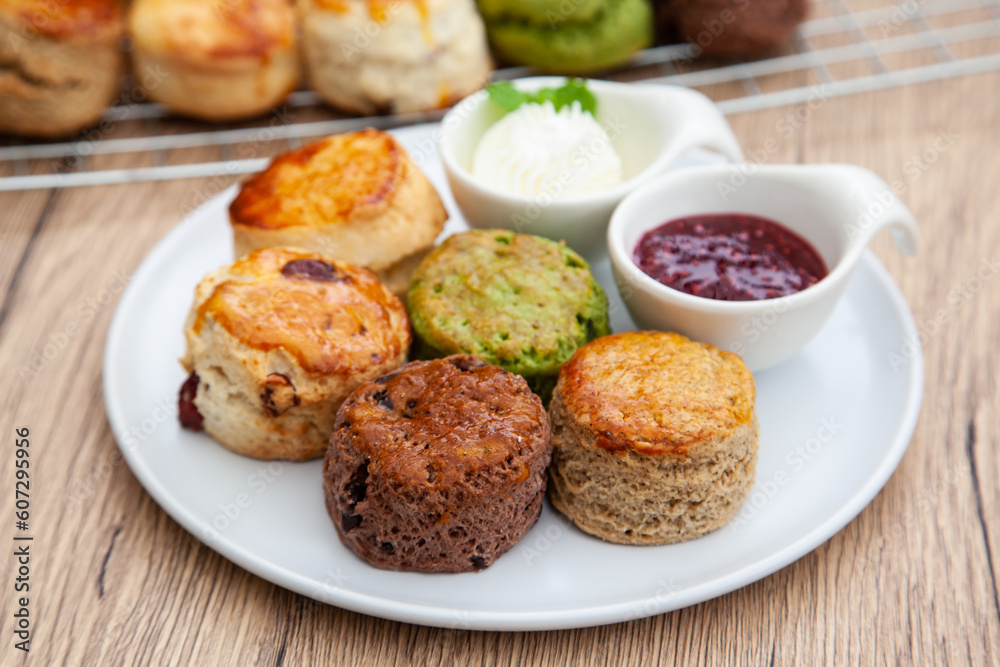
xmin=103 ymin=124 xmax=923 ymax=631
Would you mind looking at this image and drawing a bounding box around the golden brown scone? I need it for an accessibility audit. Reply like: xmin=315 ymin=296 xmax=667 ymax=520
xmin=128 ymin=0 xmax=299 ymax=121
xmin=0 ymin=0 xmax=124 ymax=137
xmin=547 ymin=331 xmax=759 ymax=545
xmin=229 ymin=129 xmax=448 ymax=297
xmin=297 ymin=0 xmax=492 ymax=115
xmin=179 ymin=246 xmax=411 ymax=461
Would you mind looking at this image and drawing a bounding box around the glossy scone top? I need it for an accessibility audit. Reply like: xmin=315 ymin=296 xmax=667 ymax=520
xmin=557 ymin=331 xmax=755 ymax=456
xmin=190 ymin=246 xmax=410 ymax=376
xmin=231 ymin=129 xmax=405 ymax=232
xmin=0 ymin=0 xmax=122 ymax=40
xmin=335 ymin=355 xmax=548 ymax=490
xmin=128 ymin=0 xmax=295 ymax=65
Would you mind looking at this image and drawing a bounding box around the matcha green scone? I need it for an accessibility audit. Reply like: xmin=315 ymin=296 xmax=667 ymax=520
xmin=477 ymin=0 xmax=654 ymax=74
xmin=408 ymin=230 xmax=610 ymax=401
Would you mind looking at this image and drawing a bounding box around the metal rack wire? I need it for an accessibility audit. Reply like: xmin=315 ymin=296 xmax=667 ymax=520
xmin=1 ymin=0 xmax=997 ymax=192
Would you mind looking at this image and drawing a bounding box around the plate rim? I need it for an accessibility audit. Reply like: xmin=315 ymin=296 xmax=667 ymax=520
xmin=102 ymin=127 xmax=923 ymax=631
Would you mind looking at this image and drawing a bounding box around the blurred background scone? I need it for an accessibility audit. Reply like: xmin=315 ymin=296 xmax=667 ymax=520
xmin=324 ymin=355 xmax=551 ymax=572
xmin=476 ymin=0 xmax=653 ymax=74
xmin=548 ymin=331 xmax=758 ymax=545
xmin=0 ymin=0 xmax=124 ymax=137
xmin=179 ymin=247 xmax=411 ymax=461
xmin=656 ymin=0 xmax=807 ymax=58
xmin=298 ymin=0 xmax=492 ymax=114
xmin=408 ymin=229 xmax=610 ymax=402
xmin=229 ymin=129 xmax=448 ymax=297
xmin=128 ymin=0 xmax=299 ymax=121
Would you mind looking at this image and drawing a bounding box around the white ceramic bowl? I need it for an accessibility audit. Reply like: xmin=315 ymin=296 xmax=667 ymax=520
xmin=607 ymin=163 xmax=920 ymax=371
xmin=439 ymin=76 xmax=744 ymax=257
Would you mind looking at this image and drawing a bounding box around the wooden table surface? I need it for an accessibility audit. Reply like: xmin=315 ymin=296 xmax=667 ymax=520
xmin=2 ymin=8 xmax=999 ymax=665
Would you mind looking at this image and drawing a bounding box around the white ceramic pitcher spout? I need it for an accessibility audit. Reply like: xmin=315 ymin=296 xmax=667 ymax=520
xmin=607 ymin=163 xmax=921 ymax=371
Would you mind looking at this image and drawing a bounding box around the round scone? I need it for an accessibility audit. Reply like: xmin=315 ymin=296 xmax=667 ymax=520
xmin=408 ymin=229 xmax=610 ymax=402
xmin=548 ymin=331 xmax=758 ymax=545
xmin=658 ymin=0 xmax=807 ymax=58
xmin=476 ymin=0 xmax=653 ymax=74
xmin=324 ymin=355 xmax=551 ymax=572
xmin=298 ymin=0 xmax=492 ymax=115
xmin=0 ymin=0 xmax=124 ymax=137
xmin=229 ymin=129 xmax=448 ymax=298
xmin=128 ymin=0 xmax=299 ymax=121
xmin=179 ymin=247 xmax=411 ymax=461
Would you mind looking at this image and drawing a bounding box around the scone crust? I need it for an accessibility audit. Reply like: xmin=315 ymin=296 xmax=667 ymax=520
xmin=324 ymin=355 xmax=552 ymax=572
xmin=0 ymin=0 xmax=122 ymax=40
xmin=557 ymin=330 xmax=755 ymax=456
xmin=298 ymin=0 xmax=492 ymax=114
xmin=230 ymin=129 xmax=448 ymax=272
xmin=407 ymin=229 xmax=609 ymax=399
xmin=128 ymin=0 xmax=299 ymax=120
xmin=0 ymin=0 xmax=123 ymax=137
xmin=547 ymin=331 xmax=758 ymax=545
xmin=182 ymin=247 xmax=411 ymax=460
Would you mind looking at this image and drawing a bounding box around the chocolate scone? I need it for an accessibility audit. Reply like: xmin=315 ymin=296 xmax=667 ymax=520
xmin=324 ymin=355 xmax=551 ymax=572
xmin=548 ymin=331 xmax=758 ymax=545
xmin=659 ymin=0 xmax=807 ymax=58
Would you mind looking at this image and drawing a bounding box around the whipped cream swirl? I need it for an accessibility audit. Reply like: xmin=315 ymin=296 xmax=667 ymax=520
xmin=471 ymin=101 xmax=624 ymax=198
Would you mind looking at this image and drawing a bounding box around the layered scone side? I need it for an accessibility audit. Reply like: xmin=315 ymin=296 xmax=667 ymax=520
xmin=324 ymin=355 xmax=552 ymax=572
xmin=128 ymin=0 xmax=299 ymax=121
xmin=547 ymin=331 xmax=759 ymax=545
xmin=298 ymin=0 xmax=492 ymax=114
xmin=0 ymin=0 xmax=124 ymax=137
xmin=229 ymin=129 xmax=448 ymax=294
xmin=180 ymin=247 xmax=411 ymax=461
xmin=407 ymin=229 xmax=610 ymax=401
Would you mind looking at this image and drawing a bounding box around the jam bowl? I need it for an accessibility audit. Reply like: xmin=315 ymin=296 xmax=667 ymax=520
xmin=607 ymin=163 xmax=920 ymax=371
xmin=439 ymin=76 xmax=745 ymax=257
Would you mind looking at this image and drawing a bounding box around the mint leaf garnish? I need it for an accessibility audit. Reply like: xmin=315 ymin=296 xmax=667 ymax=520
xmin=485 ymin=78 xmax=598 ymax=116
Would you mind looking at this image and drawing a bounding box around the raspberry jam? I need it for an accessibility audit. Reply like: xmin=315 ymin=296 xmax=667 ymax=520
xmin=634 ymin=213 xmax=829 ymax=301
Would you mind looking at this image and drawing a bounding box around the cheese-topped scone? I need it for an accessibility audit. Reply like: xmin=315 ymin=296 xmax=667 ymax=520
xmin=229 ymin=129 xmax=448 ymax=297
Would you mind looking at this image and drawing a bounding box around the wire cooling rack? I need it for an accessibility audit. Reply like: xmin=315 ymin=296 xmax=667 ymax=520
xmin=1 ymin=0 xmax=998 ymax=192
